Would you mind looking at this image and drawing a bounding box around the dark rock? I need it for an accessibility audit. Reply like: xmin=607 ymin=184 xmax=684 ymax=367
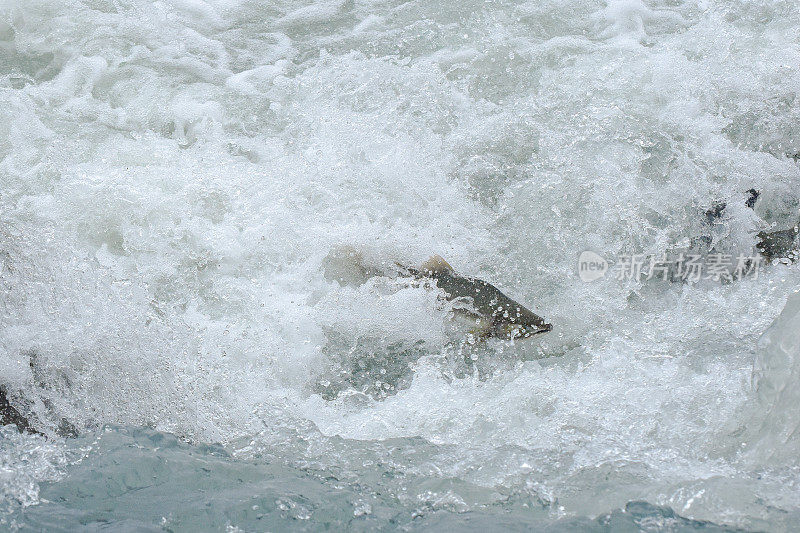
xmin=757 ymin=226 xmax=800 ymax=262
xmin=705 ymin=201 xmax=727 ymax=223
xmin=745 ymin=188 xmax=760 ymax=209
xmin=0 ymin=386 xmax=40 ymax=435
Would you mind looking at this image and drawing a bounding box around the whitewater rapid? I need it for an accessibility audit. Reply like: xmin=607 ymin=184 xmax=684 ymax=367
xmin=2 ymin=0 xmax=800 ymax=530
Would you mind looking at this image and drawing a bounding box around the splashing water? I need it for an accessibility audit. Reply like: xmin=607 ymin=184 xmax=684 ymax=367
xmin=1 ymin=0 xmax=800 ymax=530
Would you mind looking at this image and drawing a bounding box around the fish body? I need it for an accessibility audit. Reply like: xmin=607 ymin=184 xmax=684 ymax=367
xmin=403 ymin=255 xmax=552 ymax=340
xmin=322 ymin=247 xmax=552 ymax=340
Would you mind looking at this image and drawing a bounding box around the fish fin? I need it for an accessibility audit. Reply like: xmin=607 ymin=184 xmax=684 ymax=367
xmin=420 ymin=255 xmax=454 ymax=275
xmin=394 ymin=262 xmax=420 ymax=277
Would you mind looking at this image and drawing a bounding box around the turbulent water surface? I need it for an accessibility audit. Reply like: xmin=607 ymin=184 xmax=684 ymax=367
xmin=2 ymin=0 xmax=800 ymax=530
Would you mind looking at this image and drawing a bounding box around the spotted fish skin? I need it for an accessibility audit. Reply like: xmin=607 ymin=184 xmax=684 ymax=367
xmin=405 ymin=256 xmax=552 ymax=340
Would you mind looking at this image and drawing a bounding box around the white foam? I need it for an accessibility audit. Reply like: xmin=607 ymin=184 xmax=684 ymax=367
xmin=2 ymin=0 xmax=800 ymax=527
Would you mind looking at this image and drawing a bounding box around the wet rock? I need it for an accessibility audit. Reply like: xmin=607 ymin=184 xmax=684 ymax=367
xmin=756 ymin=226 xmax=799 ymax=263
xmin=745 ymin=188 xmax=760 ymax=209
xmin=0 ymin=386 xmax=39 ymax=435
xmin=705 ymin=201 xmax=727 ymax=223
xmin=743 ymin=187 xmax=799 ymax=262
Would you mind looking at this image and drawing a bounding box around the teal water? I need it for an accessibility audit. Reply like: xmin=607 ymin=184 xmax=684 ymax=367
xmin=2 ymin=0 xmax=800 ymax=530
xmin=8 ymin=427 xmax=756 ymax=532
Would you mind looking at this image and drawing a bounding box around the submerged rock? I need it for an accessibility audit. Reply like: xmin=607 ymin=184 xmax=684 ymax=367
xmin=745 ymin=188 xmax=760 ymax=209
xmin=0 ymin=386 xmax=38 ymax=435
xmin=0 ymin=352 xmax=81 ymax=438
xmin=756 ymin=226 xmax=799 ymax=263
xmin=744 ymin=187 xmax=800 ymax=262
xmin=596 ymin=501 xmax=748 ymax=532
